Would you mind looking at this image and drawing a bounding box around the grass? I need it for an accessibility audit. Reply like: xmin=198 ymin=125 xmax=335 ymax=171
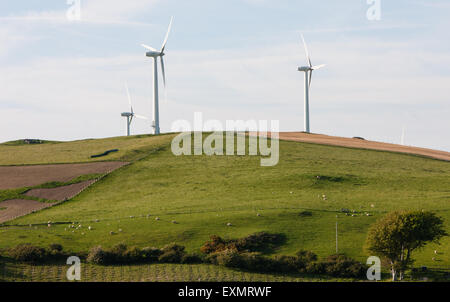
xmin=0 ymin=258 xmax=446 ymax=282
xmin=0 ymin=133 xmax=449 ymax=280
xmin=0 ymin=134 xmax=176 ymax=165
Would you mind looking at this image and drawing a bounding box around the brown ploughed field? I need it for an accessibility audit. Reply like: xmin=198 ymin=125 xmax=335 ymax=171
xmin=0 ymin=199 xmax=55 ymax=224
xmin=250 ymin=132 xmax=450 ymax=161
xmin=0 ymin=161 xmax=128 ymax=190
xmin=24 ymin=180 xmax=96 ymax=202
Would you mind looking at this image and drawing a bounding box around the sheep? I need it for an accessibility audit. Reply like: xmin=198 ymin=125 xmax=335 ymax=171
xmin=88 ymin=226 xmax=92 ymax=231
xmin=110 ymin=231 xmax=115 ymax=235
xmin=227 ymin=223 xmax=232 ymax=226
xmin=155 ymin=217 xmax=160 ymax=221
xmin=172 ymin=220 xmax=178 ymax=224
xmin=118 ymin=228 xmax=123 ymax=232
xmin=256 ymin=213 xmax=261 ymax=217
xmin=434 ymin=250 xmax=438 ymax=254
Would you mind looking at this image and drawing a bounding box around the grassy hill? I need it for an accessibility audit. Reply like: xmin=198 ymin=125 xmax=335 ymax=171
xmin=0 ymin=133 xmax=449 ymax=274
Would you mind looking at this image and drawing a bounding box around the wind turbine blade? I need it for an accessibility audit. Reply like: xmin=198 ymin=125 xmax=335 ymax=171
xmin=135 ymin=114 xmax=149 ymax=120
xmin=160 ymin=56 xmax=166 ymax=87
xmin=161 ymin=16 xmax=174 ymax=53
xmin=125 ymin=82 xmax=133 ymax=112
xmin=141 ymin=44 xmax=158 ymax=51
xmin=309 ymin=70 xmax=313 ymax=88
xmin=301 ymin=34 xmax=312 ymax=68
xmin=312 ymin=64 xmax=326 ymax=70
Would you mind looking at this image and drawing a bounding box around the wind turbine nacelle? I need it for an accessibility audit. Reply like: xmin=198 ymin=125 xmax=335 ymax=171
xmin=121 ymin=112 xmax=133 ymax=117
xmin=146 ymin=51 xmax=162 ymax=57
xmin=298 ymin=66 xmax=311 ymax=72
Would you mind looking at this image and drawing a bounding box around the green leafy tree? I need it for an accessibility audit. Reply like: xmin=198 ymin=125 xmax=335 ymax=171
xmin=365 ymin=210 xmax=447 ymax=281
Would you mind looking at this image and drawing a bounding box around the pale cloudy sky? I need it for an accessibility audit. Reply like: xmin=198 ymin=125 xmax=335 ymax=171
xmin=0 ymin=0 xmax=449 ymax=151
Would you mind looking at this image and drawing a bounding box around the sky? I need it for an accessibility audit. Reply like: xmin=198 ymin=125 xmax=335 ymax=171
xmin=0 ymin=0 xmax=449 ymax=151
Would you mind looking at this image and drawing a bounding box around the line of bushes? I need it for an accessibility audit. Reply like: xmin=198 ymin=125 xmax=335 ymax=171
xmin=3 ymin=232 xmax=367 ymax=279
xmin=7 ymin=243 xmax=67 ymax=263
xmin=86 ymin=243 xmax=203 ymax=265
xmin=200 ymin=233 xmax=367 ymax=278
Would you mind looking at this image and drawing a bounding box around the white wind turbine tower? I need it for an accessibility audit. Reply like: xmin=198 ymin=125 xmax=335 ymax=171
xmin=141 ymin=17 xmax=173 ymax=135
xmin=401 ymin=125 xmax=406 ymax=145
xmin=121 ymin=82 xmax=148 ymax=137
xmin=298 ymin=34 xmax=326 ymax=133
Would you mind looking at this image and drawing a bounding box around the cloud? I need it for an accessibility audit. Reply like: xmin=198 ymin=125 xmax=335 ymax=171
xmin=0 ymin=0 xmax=160 ymax=26
xmin=1 ymin=33 xmax=449 ymax=151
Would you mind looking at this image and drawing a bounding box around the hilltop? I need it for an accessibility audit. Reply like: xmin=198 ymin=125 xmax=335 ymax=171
xmin=0 ymin=132 xmax=448 ymax=276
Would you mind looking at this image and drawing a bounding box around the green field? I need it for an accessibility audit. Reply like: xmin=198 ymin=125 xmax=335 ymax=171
xmin=0 ymin=133 xmax=449 ymax=280
xmin=0 ymin=259 xmax=354 ymax=282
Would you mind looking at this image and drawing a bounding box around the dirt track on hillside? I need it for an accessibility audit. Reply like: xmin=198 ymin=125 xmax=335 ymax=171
xmin=250 ymin=132 xmax=450 ymax=161
xmin=0 ymin=162 xmax=128 ymax=190
xmin=0 ymin=199 xmax=55 ymax=224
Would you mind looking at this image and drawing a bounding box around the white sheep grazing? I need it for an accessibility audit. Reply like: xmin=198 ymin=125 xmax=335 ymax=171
xmin=155 ymin=217 xmax=160 ymax=221
xmin=227 ymin=223 xmax=232 ymax=226
xmin=88 ymin=226 xmax=92 ymax=231
xmin=434 ymin=250 xmax=438 ymax=254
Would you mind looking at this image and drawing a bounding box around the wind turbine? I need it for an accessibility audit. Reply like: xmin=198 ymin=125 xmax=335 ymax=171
xmin=141 ymin=17 xmax=173 ymax=135
xmin=121 ymin=82 xmax=148 ymax=137
xmin=298 ymin=34 xmax=326 ymax=133
xmin=401 ymin=125 xmax=406 ymax=145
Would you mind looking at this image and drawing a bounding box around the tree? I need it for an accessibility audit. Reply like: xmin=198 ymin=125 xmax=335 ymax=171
xmin=365 ymin=210 xmax=447 ymax=281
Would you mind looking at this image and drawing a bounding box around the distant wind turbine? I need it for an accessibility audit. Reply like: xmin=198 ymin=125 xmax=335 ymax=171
xmin=141 ymin=17 xmax=173 ymax=135
xmin=298 ymin=34 xmax=326 ymax=133
xmin=121 ymin=82 xmax=148 ymax=137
